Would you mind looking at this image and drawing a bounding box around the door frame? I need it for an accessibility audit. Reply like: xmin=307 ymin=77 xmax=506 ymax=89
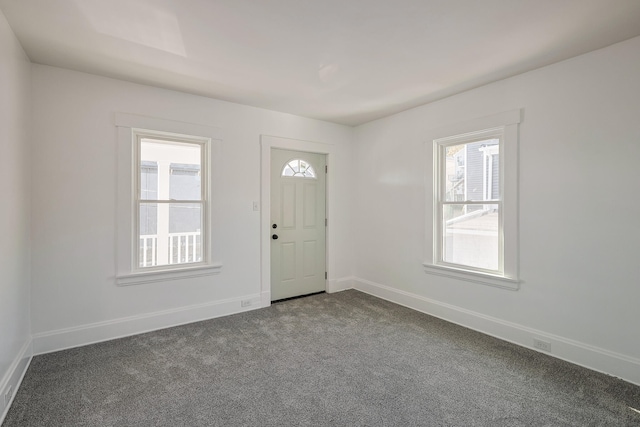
xmin=260 ymin=135 xmax=336 ymax=307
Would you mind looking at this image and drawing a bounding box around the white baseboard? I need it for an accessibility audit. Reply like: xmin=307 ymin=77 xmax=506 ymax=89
xmin=26 ymin=277 xmax=640 ymax=388
xmin=32 ymin=294 xmax=263 ymax=355
xmin=327 ymin=276 xmax=354 ymax=293
xmin=350 ymin=277 xmax=640 ymax=387
xmin=0 ymin=338 xmax=32 ymax=425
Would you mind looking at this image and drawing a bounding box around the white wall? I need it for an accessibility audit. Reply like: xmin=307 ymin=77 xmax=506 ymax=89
xmin=352 ymin=36 xmax=640 ymax=384
xmin=30 ymin=65 xmax=354 ymax=350
xmin=17 ymin=18 xmax=640 ymax=388
xmin=0 ymin=8 xmax=32 ymax=419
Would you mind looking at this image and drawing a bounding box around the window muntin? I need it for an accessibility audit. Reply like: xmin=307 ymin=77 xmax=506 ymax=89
xmin=435 ymin=129 xmax=503 ymax=275
xmin=136 ymin=135 xmax=207 ymax=269
xmin=282 ymin=159 xmax=316 ymax=178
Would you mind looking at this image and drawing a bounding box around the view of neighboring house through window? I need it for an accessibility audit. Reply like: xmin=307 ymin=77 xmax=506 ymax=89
xmin=436 ymin=130 xmax=502 ymax=273
xmin=138 ymin=136 xmax=205 ymax=268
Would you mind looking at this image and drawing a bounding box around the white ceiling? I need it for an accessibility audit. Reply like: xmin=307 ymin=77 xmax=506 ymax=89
xmin=2 ymin=0 xmax=640 ymax=126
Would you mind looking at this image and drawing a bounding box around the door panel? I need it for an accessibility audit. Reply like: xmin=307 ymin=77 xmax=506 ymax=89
xmin=280 ymin=242 xmax=296 ymax=281
xmin=303 ymin=240 xmax=316 ymax=277
xmin=281 ymin=183 xmax=296 ymax=229
xmin=271 ymin=149 xmax=326 ymax=301
xmin=303 ymin=183 xmax=317 ymax=228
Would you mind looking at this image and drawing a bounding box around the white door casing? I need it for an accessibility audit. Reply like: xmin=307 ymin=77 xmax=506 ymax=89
xmin=270 ymin=149 xmax=326 ymax=300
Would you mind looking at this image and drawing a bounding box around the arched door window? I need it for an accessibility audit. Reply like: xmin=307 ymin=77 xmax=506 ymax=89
xmin=281 ymin=159 xmax=316 ymax=178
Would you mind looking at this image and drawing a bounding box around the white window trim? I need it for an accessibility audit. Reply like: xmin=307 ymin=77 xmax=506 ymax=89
xmin=423 ymin=109 xmax=521 ymax=290
xmin=115 ymin=113 xmax=223 ymax=286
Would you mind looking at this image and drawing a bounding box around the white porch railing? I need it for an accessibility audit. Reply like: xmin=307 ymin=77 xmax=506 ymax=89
xmin=140 ymin=231 xmax=201 ymax=267
xmin=169 ymin=232 xmax=201 ymax=265
xmin=140 ymin=235 xmax=157 ymax=267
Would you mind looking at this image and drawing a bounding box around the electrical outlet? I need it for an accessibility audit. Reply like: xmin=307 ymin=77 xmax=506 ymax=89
xmin=5 ymin=384 xmax=13 ymax=404
xmin=241 ymin=299 xmax=252 ymax=308
xmin=533 ymin=338 xmax=551 ymax=352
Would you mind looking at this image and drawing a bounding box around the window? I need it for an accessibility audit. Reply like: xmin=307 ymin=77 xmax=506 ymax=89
xmin=282 ymin=159 xmax=317 ymax=178
xmin=137 ymin=135 xmax=205 ymax=269
xmin=436 ymin=130 xmax=501 ymax=272
xmin=115 ymin=113 xmax=222 ymax=286
xmin=424 ymin=109 xmax=520 ymax=289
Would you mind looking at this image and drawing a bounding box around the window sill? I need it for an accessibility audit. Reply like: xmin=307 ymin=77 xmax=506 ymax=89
xmin=116 ymin=264 xmax=223 ymax=286
xmin=422 ymin=263 xmax=519 ymax=290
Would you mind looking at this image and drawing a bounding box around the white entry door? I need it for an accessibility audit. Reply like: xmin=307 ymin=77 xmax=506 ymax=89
xmin=270 ymin=149 xmax=327 ymax=301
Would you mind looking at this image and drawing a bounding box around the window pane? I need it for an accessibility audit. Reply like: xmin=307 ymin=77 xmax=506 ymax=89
xmin=443 ymin=204 xmax=499 ymax=271
xmin=282 ymin=159 xmax=316 ymax=178
xmin=140 ymin=139 xmax=201 ymax=201
xmin=170 ymin=163 xmax=201 ymax=200
xmin=139 ymin=202 xmax=203 ymax=268
xmin=445 ymin=144 xmax=466 ymax=202
xmin=445 ymin=139 xmax=499 ymax=202
xmin=140 ymin=161 xmax=158 ymax=200
xmin=139 ymin=203 xmax=158 ymax=267
xmin=169 ymin=203 xmax=201 ymax=233
xmin=169 ymin=203 xmax=202 ymax=265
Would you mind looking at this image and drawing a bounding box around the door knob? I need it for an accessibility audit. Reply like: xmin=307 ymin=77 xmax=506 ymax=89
xmin=272 ymin=234 xmax=278 ymax=240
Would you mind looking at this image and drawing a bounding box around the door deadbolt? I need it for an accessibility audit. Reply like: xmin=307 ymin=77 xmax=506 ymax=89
xmin=272 ymin=224 xmax=277 ymax=229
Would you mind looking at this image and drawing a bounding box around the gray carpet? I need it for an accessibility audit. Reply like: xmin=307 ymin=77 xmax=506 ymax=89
xmin=4 ymin=290 xmax=640 ymax=426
